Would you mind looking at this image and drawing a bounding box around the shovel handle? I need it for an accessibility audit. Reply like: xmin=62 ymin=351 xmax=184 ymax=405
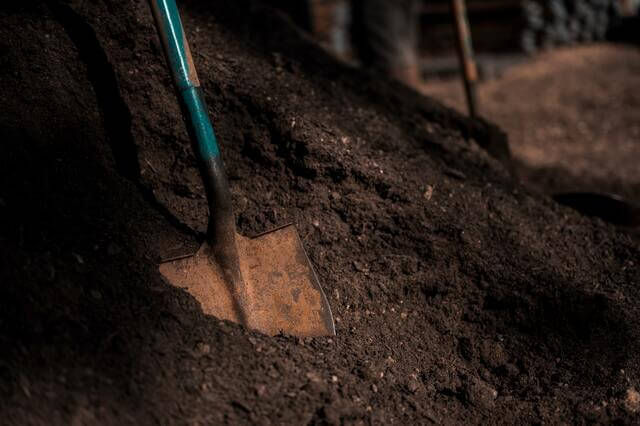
xmin=149 ymin=0 xmax=217 ymax=158
xmin=148 ymin=0 xmax=235 ymax=247
xmin=451 ymin=0 xmax=478 ymax=118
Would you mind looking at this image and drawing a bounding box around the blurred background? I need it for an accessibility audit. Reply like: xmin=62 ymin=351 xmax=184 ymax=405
xmin=270 ymin=0 xmax=640 ymax=220
xmin=273 ymin=0 xmax=639 ymax=75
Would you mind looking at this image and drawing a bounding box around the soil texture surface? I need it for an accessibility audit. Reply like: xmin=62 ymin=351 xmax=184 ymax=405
xmin=1 ymin=2 xmax=639 ymax=424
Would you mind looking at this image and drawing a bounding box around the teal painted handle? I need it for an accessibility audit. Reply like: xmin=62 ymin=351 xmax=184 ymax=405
xmin=149 ymin=0 xmax=237 ymax=252
xmin=148 ymin=0 xmax=219 ymax=160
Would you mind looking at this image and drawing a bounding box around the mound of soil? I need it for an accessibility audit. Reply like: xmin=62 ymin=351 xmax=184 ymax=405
xmin=424 ymin=44 xmax=640 ymax=204
xmin=1 ymin=1 xmax=639 ymax=424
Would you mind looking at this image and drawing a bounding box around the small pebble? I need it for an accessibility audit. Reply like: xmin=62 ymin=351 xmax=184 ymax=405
xmin=255 ymin=384 xmax=267 ymax=397
xmin=305 ymin=371 xmax=322 ymax=383
xmin=196 ymin=342 xmax=210 ymax=355
xmin=624 ymin=388 xmax=640 ymax=413
xmin=424 ymin=185 xmax=434 ymax=201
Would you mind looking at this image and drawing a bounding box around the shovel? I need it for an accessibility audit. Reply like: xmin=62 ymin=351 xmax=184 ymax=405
xmin=148 ymin=0 xmax=335 ymax=336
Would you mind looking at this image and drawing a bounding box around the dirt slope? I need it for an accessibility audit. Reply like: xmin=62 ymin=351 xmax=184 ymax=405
xmin=424 ymin=44 xmax=640 ymax=203
xmin=1 ymin=1 xmax=639 ymax=424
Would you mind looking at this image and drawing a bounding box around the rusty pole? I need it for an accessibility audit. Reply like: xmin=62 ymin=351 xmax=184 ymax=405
xmin=451 ymin=0 xmax=478 ymax=118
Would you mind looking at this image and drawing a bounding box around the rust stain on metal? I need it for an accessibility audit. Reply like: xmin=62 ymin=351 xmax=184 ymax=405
xmin=182 ymin=32 xmax=200 ymax=87
xmin=159 ymin=225 xmax=335 ymax=337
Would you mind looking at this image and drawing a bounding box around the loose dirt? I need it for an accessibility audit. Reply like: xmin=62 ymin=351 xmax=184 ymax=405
xmin=424 ymin=44 xmax=640 ymax=203
xmin=1 ymin=2 xmax=639 ymax=424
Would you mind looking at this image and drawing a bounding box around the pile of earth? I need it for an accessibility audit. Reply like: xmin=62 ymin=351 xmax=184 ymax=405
xmin=423 ymin=43 xmax=640 ymax=208
xmin=0 ymin=1 xmax=639 ymax=423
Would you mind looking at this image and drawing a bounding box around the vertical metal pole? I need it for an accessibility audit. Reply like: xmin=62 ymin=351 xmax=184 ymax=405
xmin=451 ymin=0 xmax=478 ymax=118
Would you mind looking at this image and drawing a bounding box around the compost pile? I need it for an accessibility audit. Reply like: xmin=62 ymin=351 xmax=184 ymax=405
xmin=1 ymin=1 xmax=639 ymax=424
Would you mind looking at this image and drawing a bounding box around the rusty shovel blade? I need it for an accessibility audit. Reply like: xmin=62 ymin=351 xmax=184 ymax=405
xmin=159 ymin=225 xmax=335 ymax=337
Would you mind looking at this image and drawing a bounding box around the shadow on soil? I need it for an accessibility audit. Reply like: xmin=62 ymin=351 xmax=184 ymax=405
xmin=473 ymin=213 xmax=639 ymax=388
xmin=515 ymin=160 xmax=640 ymax=233
xmin=0 ymin=6 xmax=227 ymax=417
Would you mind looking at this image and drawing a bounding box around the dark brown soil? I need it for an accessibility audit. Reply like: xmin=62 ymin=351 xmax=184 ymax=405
xmin=1 ymin=1 xmax=639 ymax=424
xmin=424 ymin=44 xmax=640 ymax=205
